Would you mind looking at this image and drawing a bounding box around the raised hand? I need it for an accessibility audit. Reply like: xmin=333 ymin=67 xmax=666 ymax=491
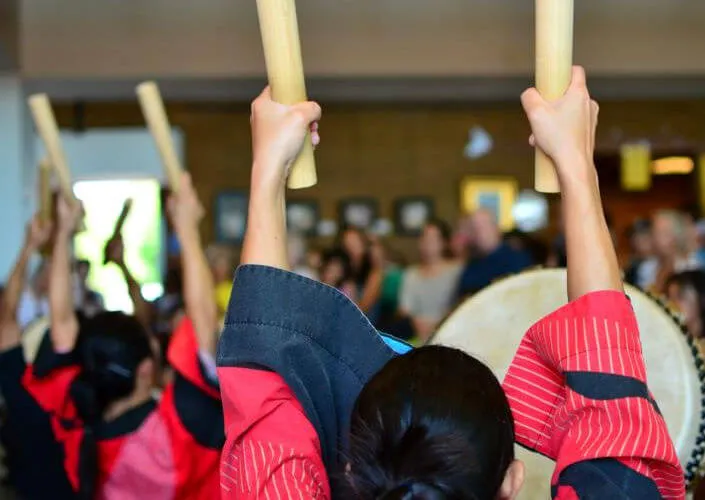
xmin=56 ymin=196 xmax=83 ymax=235
xmin=250 ymin=87 xmax=321 ymax=187
xmin=26 ymin=216 xmax=52 ymax=251
xmin=521 ymin=66 xmax=599 ymax=181
xmin=105 ymin=236 xmax=125 ymax=265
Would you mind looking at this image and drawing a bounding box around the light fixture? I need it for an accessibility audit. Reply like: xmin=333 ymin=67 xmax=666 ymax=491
xmin=651 ymin=156 xmax=694 ymax=175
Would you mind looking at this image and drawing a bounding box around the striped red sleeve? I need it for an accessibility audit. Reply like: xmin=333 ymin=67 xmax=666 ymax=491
xmin=217 ymin=367 xmax=330 ymax=499
xmin=503 ymin=290 xmax=685 ymax=499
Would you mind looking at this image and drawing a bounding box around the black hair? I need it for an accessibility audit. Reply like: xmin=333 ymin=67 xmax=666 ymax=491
xmin=337 ymin=225 xmax=373 ymax=288
xmin=71 ymin=311 xmax=153 ymax=499
xmin=424 ymin=219 xmax=452 ymax=244
xmin=321 ymin=248 xmax=354 ymax=289
xmin=343 ymin=346 xmax=515 ymax=500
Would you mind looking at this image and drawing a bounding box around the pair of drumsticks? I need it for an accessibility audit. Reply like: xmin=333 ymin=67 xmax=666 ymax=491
xmin=29 ymin=0 xmax=573 ymax=197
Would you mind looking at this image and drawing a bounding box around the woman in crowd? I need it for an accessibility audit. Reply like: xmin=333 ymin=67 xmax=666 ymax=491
xmin=22 ymin=174 xmax=224 ymax=499
xmin=216 ymin=70 xmax=682 ymax=499
xmin=398 ymin=219 xmax=462 ymax=343
xmin=338 ymin=226 xmax=384 ymax=318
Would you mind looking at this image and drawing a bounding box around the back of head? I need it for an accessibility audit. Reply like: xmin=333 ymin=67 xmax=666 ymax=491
xmin=344 ymin=346 xmax=515 ymax=500
xmin=73 ymin=311 xmax=153 ymax=421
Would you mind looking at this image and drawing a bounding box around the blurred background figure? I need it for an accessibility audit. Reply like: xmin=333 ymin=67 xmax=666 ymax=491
xmin=16 ymin=260 xmax=50 ymax=330
xmin=73 ymin=259 xmax=104 ymax=317
xmin=398 ymin=219 xmax=461 ymax=343
xmin=206 ymin=244 xmax=235 ymax=321
xmin=624 ymin=219 xmax=653 ymax=286
xmin=637 ymin=210 xmax=700 ymax=293
xmin=456 ymin=209 xmax=532 ymax=299
xmin=288 ymin=233 xmax=318 ymax=280
xmin=667 ymin=270 xmax=705 ymax=342
xmin=450 ymin=215 xmax=473 ymax=262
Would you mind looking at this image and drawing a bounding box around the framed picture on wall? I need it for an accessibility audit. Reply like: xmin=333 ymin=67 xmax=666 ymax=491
xmin=394 ymin=197 xmax=435 ymax=236
xmin=339 ymin=198 xmax=378 ymax=231
xmin=286 ymin=200 xmax=320 ymax=237
xmin=214 ymin=191 xmax=248 ymax=244
xmin=460 ymin=176 xmax=518 ymax=231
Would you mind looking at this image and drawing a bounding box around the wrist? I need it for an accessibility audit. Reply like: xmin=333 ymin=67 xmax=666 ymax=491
xmin=555 ymin=154 xmax=598 ymax=191
xmin=251 ymin=160 xmax=287 ymax=195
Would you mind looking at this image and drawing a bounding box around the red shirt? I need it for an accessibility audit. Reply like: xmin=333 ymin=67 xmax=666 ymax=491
xmin=23 ymin=317 xmax=224 ymax=500
xmin=218 ymin=290 xmax=684 ymax=499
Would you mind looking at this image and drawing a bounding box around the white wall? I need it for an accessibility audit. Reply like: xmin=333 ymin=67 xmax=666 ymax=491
xmin=31 ymin=127 xmax=183 ymax=183
xmin=0 ymin=75 xmax=31 ymax=278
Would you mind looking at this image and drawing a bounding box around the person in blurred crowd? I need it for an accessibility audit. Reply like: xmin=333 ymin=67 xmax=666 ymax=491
xmin=319 ymin=248 xmax=356 ymax=298
xmin=399 ymin=219 xmax=462 ymax=343
xmin=456 ymin=209 xmax=532 ymax=299
xmin=0 ymin=214 xmax=76 ymax=499
xmin=206 ymin=244 xmax=234 ymax=321
xmin=450 ymin=214 xmax=473 ymax=262
xmin=23 ymin=176 xmax=223 ymax=499
xmin=104 ymin=236 xmax=152 ymax=329
xmin=624 ymin=219 xmax=653 ymax=286
xmin=16 ymin=259 xmax=50 ymax=330
xmin=288 ymin=232 xmax=318 ymax=280
xmin=637 ymin=210 xmax=700 ymax=292
xmin=73 ymin=259 xmax=104 ymax=318
xmin=667 ymin=270 xmax=705 ymax=341
xmin=339 ymin=226 xmax=383 ymax=317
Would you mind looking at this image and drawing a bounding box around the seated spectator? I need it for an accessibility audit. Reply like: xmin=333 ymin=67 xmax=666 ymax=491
xmin=456 ymin=209 xmax=532 ymax=299
xmin=399 ymin=219 xmax=462 ymax=343
xmin=206 ymin=244 xmax=235 ymax=321
xmin=319 ymin=248 xmax=356 ymax=298
xmin=624 ymin=219 xmax=653 ymax=286
xmin=288 ymin=233 xmax=318 ymax=280
xmin=637 ymin=210 xmax=700 ymax=292
xmin=666 ymin=270 xmax=705 ymax=341
xmin=338 ymin=226 xmax=383 ymax=318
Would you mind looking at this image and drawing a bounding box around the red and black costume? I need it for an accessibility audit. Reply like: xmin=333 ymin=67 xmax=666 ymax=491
xmin=217 ymin=266 xmax=685 ymax=499
xmin=22 ymin=317 xmax=224 ymax=499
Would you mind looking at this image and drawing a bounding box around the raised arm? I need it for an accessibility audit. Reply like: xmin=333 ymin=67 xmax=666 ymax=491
xmin=105 ymin=236 xmax=152 ymax=329
xmin=168 ymin=173 xmax=218 ymax=356
xmin=49 ymin=197 xmax=82 ymax=352
xmin=241 ymin=88 xmax=321 ymax=269
xmin=0 ymin=217 xmax=52 ymax=350
xmin=521 ymin=67 xmax=621 ymax=299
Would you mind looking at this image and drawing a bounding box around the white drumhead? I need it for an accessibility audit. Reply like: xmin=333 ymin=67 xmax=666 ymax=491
xmin=431 ymin=269 xmax=700 ymax=498
xmin=21 ymin=316 xmax=49 ymax=364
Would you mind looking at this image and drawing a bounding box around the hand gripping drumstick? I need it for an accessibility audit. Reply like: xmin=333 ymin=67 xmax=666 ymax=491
xmin=136 ymin=82 xmax=183 ymax=193
xmin=27 ymin=94 xmax=79 ymax=205
xmin=103 ymin=198 xmax=133 ymax=264
xmin=534 ymin=0 xmax=574 ymax=193
xmin=256 ymin=0 xmax=317 ymax=189
xmin=38 ymin=158 xmax=53 ymax=224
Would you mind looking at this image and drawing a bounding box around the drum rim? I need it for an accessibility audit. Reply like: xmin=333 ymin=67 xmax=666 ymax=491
xmin=431 ymin=267 xmax=705 ymax=489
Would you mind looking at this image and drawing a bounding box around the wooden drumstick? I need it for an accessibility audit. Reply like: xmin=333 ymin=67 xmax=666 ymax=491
xmin=136 ymin=82 xmax=182 ymax=193
xmin=27 ymin=94 xmax=78 ymax=204
xmin=38 ymin=158 xmax=53 ymax=224
xmin=534 ymin=0 xmax=574 ymax=193
xmin=256 ymin=0 xmax=317 ymax=189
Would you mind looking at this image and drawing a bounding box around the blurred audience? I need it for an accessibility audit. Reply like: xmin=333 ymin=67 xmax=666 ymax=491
xmin=288 ymin=233 xmax=318 ymax=280
xmin=73 ymin=259 xmax=104 ymax=317
xmin=339 ymin=226 xmax=384 ymax=318
xmin=456 ymin=209 xmax=532 ymax=299
xmin=16 ymin=260 xmax=49 ymax=330
xmin=398 ymin=219 xmax=462 ymax=343
xmin=637 ymin=210 xmax=700 ymax=292
xmin=667 ymin=270 xmax=705 ymax=341
xmin=206 ymin=244 xmax=235 ymax=320
xmin=624 ymin=219 xmax=653 ymax=286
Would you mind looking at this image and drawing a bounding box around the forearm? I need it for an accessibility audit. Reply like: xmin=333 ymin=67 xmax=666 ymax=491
xmin=241 ymin=171 xmax=288 ymax=270
xmin=0 ymin=243 xmax=32 ymax=348
xmin=118 ymin=262 xmax=152 ymax=329
xmin=179 ymin=227 xmax=218 ymax=355
xmin=49 ymin=230 xmax=78 ymax=351
xmin=560 ymin=159 xmax=622 ymax=300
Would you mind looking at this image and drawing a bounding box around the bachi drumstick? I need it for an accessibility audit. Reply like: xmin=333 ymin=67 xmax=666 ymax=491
xmin=27 ymin=94 xmax=78 ymax=205
xmin=534 ymin=0 xmax=574 ymax=193
xmin=256 ymin=0 xmax=317 ymax=189
xmin=136 ymin=82 xmax=183 ymax=193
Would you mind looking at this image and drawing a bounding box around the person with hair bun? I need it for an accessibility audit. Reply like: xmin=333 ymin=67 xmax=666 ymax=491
xmin=22 ymin=175 xmax=224 ymax=499
xmin=217 ymin=72 xmax=683 ymax=500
